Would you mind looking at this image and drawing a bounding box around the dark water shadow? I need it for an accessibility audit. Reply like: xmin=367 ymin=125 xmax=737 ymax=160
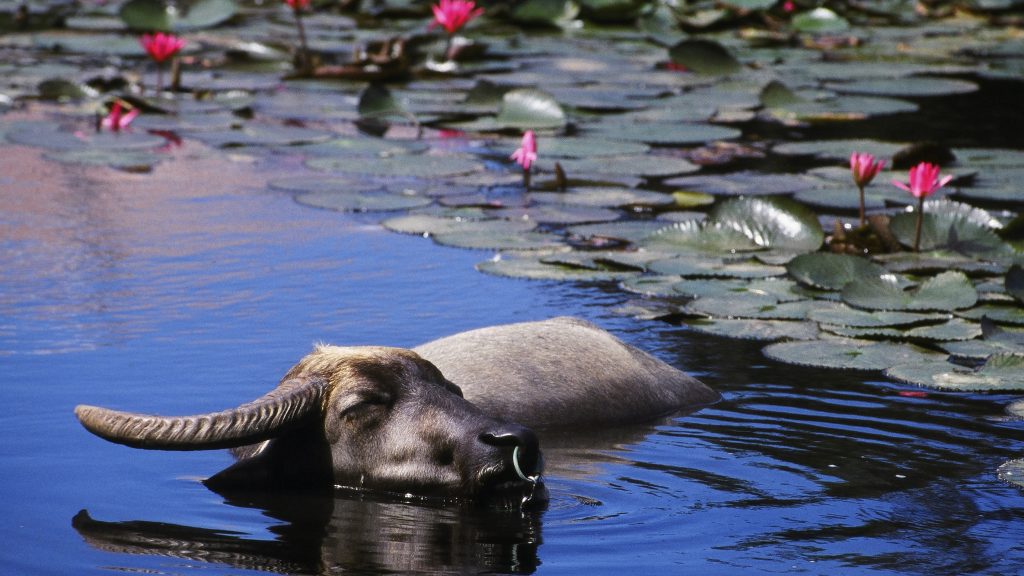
xmin=71 ymin=421 xmax=682 ymax=575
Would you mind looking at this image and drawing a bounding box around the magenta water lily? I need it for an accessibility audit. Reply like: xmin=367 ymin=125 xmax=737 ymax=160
xmin=892 ymin=161 xmax=953 ymax=252
xmin=510 ymin=130 xmax=537 ymax=189
xmin=431 ymin=0 xmax=483 ymax=60
xmin=99 ymin=101 xmax=139 ymax=133
xmin=139 ymin=32 xmax=185 ymax=93
xmin=849 ymin=151 xmax=884 ymax=226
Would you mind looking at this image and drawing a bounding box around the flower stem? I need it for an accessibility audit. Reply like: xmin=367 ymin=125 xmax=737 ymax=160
xmin=523 ymin=168 xmax=531 ymax=191
xmin=294 ymin=10 xmax=310 ymax=71
xmin=913 ymin=196 xmax=924 ymax=252
xmin=857 ymin=185 xmax=865 ymax=227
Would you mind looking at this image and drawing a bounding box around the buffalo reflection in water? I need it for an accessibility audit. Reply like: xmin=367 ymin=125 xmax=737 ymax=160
xmin=73 ymin=423 xmax=664 ymax=575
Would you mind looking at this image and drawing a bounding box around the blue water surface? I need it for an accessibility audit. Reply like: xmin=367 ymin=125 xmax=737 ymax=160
xmin=3 ymin=137 xmax=1024 ymax=576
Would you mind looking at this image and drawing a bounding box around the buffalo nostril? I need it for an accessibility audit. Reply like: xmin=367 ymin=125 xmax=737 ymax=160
xmin=479 ymin=426 xmax=542 ymax=478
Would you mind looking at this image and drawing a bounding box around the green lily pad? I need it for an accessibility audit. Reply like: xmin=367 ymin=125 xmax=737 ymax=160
xmin=708 ymin=196 xmax=824 ymax=254
xmin=644 ymin=221 xmax=761 ymax=255
xmin=566 ymin=221 xmax=668 ymax=243
xmin=509 ymin=0 xmax=579 ymax=26
xmin=874 ymin=252 xmax=1008 ymax=276
xmin=885 ymin=353 xmax=1024 ymax=391
xmin=842 ymin=271 xmax=978 ymax=312
xmin=786 ymin=252 xmax=888 ymax=291
xmin=621 ymin=275 xmax=684 ymax=297
xmin=382 ymin=214 xmax=531 ymax=236
xmin=670 ymin=191 xmax=716 ymax=208
xmin=494 ymin=89 xmax=567 ymax=131
xmin=295 ymin=191 xmax=433 ymax=213
xmin=587 ymin=122 xmax=741 ymax=146
xmin=809 ymin=306 xmax=949 ymax=328
xmin=491 ymin=204 xmax=622 ymax=225
xmin=6 ymin=121 xmax=166 ymax=151
xmin=791 ymin=7 xmax=849 ymax=34
xmin=888 ymin=200 xmax=1012 ymax=259
xmin=686 ymin=318 xmax=819 ymax=341
xmin=773 ymin=139 xmax=906 ymax=162
xmin=551 ymin=155 xmax=700 ymax=178
xmin=434 ymin=229 xmax=564 ymax=251
xmin=997 ymin=459 xmax=1024 ymax=490
xmin=42 ymin=147 xmax=162 ymax=171
xmin=763 ymin=339 xmax=946 ymax=370
xmin=192 ymin=124 xmax=334 ymax=148
xmin=307 ymin=155 xmax=483 ymax=178
xmin=667 ymin=39 xmax=742 ymax=76
xmin=302 ymin=137 xmax=430 ymax=159
xmin=120 ymin=0 xmax=236 ymax=32
xmin=477 ymin=252 xmax=637 ymax=281
xmin=823 ymin=318 xmax=981 ymax=342
xmin=767 ymin=95 xmax=919 ymax=123
xmin=956 ymin=305 xmax=1024 ymax=326
xmin=648 ymin=256 xmax=786 ymax=278
xmin=662 ymin=172 xmax=819 ymax=197
xmin=530 ymin=187 xmax=672 ymax=208
xmin=687 ymin=295 xmax=819 ymax=320
xmin=826 ymin=77 xmax=978 ymax=98
xmin=358 ymin=84 xmax=417 ymax=127
xmin=533 ymin=137 xmax=649 ymax=158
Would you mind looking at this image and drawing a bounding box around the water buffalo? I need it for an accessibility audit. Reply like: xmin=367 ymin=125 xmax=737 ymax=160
xmin=75 ymin=317 xmax=719 ymax=503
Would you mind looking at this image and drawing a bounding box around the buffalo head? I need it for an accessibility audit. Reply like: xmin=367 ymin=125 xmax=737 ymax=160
xmin=75 ymin=346 xmax=544 ymax=504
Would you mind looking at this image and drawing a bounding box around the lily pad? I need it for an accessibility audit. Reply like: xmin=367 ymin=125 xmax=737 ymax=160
xmin=534 ymin=137 xmax=649 ymax=158
xmin=686 ymin=318 xmax=819 ymax=341
xmin=477 ymin=253 xmax=637 ymax=282
xmin=822 ymin=318 xmax=981 ymax=342
xmin=686 ymin=295 xmax=819 ymax=321
xmin=551 ymin=155 xmax=700 ymax=178
xmin=566 ymin=221 xmax=668 ymax=243
xmin=587 ymin=122 xmax=741 ymax=146
xmin=809 ymin=306 xmax=948 ymax=328
xmin=1007 ymin=265 xmax=1024 ymax=304
xmin=307 ymin=155 xmax=483 ymax=178
xmin=667 ymin=39 xmax=742 ymax=76
xmin=663 ymin=172 xmax=819 ymax=197
xmin=997 ymin=459 xmax=1024 ymax=490
xmin=842 ymin=271 xmax=977 ymax=312
xmin=888 ymin=200 xmax=1012 ymax=259
xmin=791 ymin=7 xmax=849 ymax=34
xmin=120 ymin=0 xmax=237 ymax=31
xmin=708 ymin=196 xmax=824 ymax=254
xmin=648 ymin=256 xmax=786 ymax=279
xmin=494 ymin=89 xmax=567 ymax=131
xmin=295 ymin=191 xmax=433 ymax=212
xmin=763 ymin=339 xmax=946 ymax=370
xmin=885 ymin=353 xmax=1024 ymax=391
xmin=644 ymin=220 xmax=761 ymax=255
xmin=826 ymin=77 xmax=978 ymax=98
xmin=382 ymin=214 xmax=531 ymax=236
xmin=955 ymin=305 xmax=1024 ymax=326
xmin=773 ymin=139 xmax=906 ymax=162
xmin=530 ymin=187 xmax=672 ymax=208
xmin=786 ymin=252 xmax=888 ymax=291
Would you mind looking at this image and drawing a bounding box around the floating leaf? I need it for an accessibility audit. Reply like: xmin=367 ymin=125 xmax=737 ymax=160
xmin=588 ymin=122 xmax=741 ymax=146
xmin=648 ymin=256 xmax=786 ymax=278
xmin=534 ymin=137 xmax=649 ymax=158
xmin=786 ymin=252 xmax=887 ymax=291
xmin=358 ymin=84 xmax=417 ymax=127
xmin=955 ymin=305 xmax=1024 ymax=326
xmin=824 ymin=318 xmax=981 ymax=342
xmin=809 ymin=306 xmax=948 ymax=328
xmin=686 ymin=318 xmax=819 ymax=341
xmin=295 ymin=191 xmax=432 ymax=212
xmin=791 ymin=7 xmax=849 ymax=34
xmin=885 ymin=354 xmax=1024 ymax=391
xmin=773 ymin=139 xmax=906 ymax=161
xmin=494 ymin=89 xmax=567 ymax=131
xmin=382 ymin=214 xmax=531 ymax=236
xmin=663 ymin=172 xmax=818 ymax=197
xmin=667 ymin=39 xmax=742 ymax=76
xmin=621 ymin=276 xmax=683 ymax=297
xmin=826 ymin=77 xmax=978 ymax=98
xmin=687 ymin=296 xmax=820 ymax=320
xmin=551 ymin=155 xmax=700 ymax=178
xmin=708 ymin=196 xmax=824 ymax=254
xmin=763 ymin=340 xmax=945 ymax=370
xmin=1007 ymin=265 xmax=1024 ymax=304
xmin=477 ymin=253 xmax=637 ymax=281
xmin=307 ymin=155 xmax=483 ymax=178
xmin=566 ymin=221 xmax=668 ymax=244
xmin=888 ymin=200 xmax=1013 ymax=259
xmin=530 ymin=187 xmax=672 ymax=208
xmin=644 ymin=221 xmax=761 ymax=255
xmin=120 ymin=0 xmax=237 ymax=31
xmin=842 ymin=271 xmax=978 ymax=311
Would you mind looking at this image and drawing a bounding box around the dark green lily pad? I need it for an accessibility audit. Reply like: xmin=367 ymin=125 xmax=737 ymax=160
xmin=842 ymin=271 xmax=978 ymax=312
xmin=434 ymin=229 xmax=564 ymax=251
xmin=6 ymin=121 xmax=166 ymax=151
xmin=823 ymin=318 xmax=980 ymax=342
xmin=1007 ymin=265 xmax=1024 ymax=304
xmin=382 ymin=214 xmax=531 ymax=236
xmin=648 ymin=256 xmax=786 ymax=278
xmin=763 ymin=339 xmax=946 ymax=370
xmin=302 ymin=137 xmax=430 ymax=159
xmin=621 ymin=275 xmax=684 ymax=297
xmin=494 ymin=89 xmax=567 ymax=131
xmin=307 ymin=155 xmax=483 ymax=178
xmin=826 ymin=77 xmax=978 ymax=98
xmin=667 ymin=39 xmax=742 ymax=76
xmin=120 ymin=0 xmax=236 ymax=31
xmin=663 ymin=172 xmax=819 ymax=197
xmin=942 ymin=339 xmax=1024 ymax=362
xmin=534 ymin=137 xmax=649 ymax=158
xmin=295 ymin=191 xmax=433 ymax=213
xmin=997 ymin=459 xmax=1024 ymax=490
xmin=874 ymin=252 xmax=1008 ymax=276
xmin=686 ymin=318 xmax=819 ymax=341
xmin=767 ymin=95 xmax=919 ymax=123
xmin=490 ymin=204 xmax=622 ymax=225
xmin=885 ymin=353 xmax=1024 ymax=391
xmin=192 ymin=124 xmax=334 ymax=148
xmin=358 ymin=84 xmax=417 ymax=126
xmin=268 ymin=176 xmax=379 ymax=194
xmin=956 ymin=305 xmax=1024 ymax=326
xmin=708 ymin=196 xmax=824 ymax=254
xmin=42 ymin=147 xmax=162 ymax=171
xmin=786 ymin=252 xmax=888 ymax=291
xmin=808 ymin=306 xmax=949 ymax=328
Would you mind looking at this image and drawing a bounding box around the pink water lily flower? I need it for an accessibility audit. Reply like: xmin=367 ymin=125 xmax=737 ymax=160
xmin=850 ymin=151 xmax=885 ymax=226
xmin=510 ymin=130 xmax=537 ymax=189
xmin=892 ymin=161 xmax=953 ymax=252
xmin=139 ymin=32 xmax=186 ymax=64
xmin=284 ymin=0 xmax=310 ymax=10
xmin=430 ymin=0 xmax=484 ymax=35
xmin=100 ymin=101 xmax=139 ymax=133
xmin=891 ymin=161 xmax=952 ymax=199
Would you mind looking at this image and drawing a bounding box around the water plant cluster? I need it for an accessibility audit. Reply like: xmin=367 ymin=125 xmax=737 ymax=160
xmin=1 ymin=0 xmax=1023 ymax=479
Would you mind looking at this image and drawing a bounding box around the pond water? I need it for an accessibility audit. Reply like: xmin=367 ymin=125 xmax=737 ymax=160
xmin=4 ymin=3 xmax=1024 ymax=574
xmin=3 ymin=130 xmax=1024 ymax=575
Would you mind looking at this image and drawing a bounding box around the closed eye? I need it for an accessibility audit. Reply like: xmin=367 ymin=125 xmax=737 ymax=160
xmin=338 ymin=393 xmax=392 ymax=419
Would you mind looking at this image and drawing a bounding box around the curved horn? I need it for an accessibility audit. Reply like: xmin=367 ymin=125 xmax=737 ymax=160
xmin=74 ymin=377 xmax=328 ymax=451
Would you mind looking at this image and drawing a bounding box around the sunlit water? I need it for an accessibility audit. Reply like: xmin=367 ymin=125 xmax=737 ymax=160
xmin=3 ymin=123 xmax=1024 ymax=575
